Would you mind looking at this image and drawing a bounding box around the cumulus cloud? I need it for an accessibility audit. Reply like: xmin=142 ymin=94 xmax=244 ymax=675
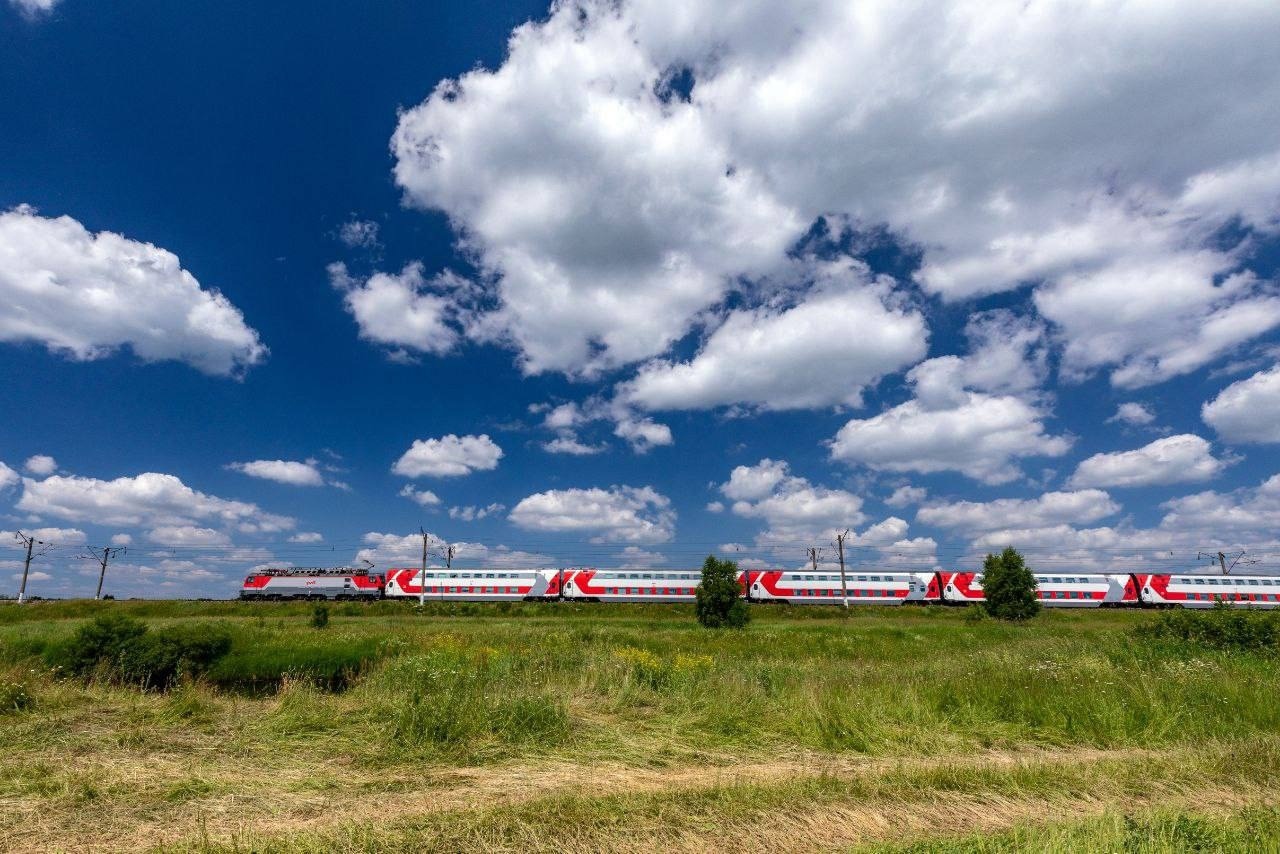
xmin=1108 ymin=403 xmax=1156 ymax=427
xmin=830 ymin=309 xmax=1068 ymax=484
xmin=146 ymin=526 xmax=232 ymax=547
xmin=0 ymin=206 xmax=266 ymax=375
xmin=918 ymin=490 xmax=1120 ymax=533
xmin=718 ymin=458 xmax=876 ymax=547
xmin=399 ymin=485 xmax=442 ymax=507
xmin=0 ymin=462 xmax=18 ymax=492
xmin=542 ymin=435 xmax=606 ymax=456
xmin=612 ymin=417 xmax=673 ymax=453
xmin=354 ymin=532 xmax=552 ymax=568
xmin=2 ymin=527 xmax=86 ymax=547
xmin=328 ymin=261 xmax=465 ymax=360
xmin=621 ymin=259 xmax=927 ymax=411
xmin=17 ymin=471 xmax=294 ymax=532
xmin=288 ymin=532 xmax=323 ymax=544
xmin=616 ymin=546 xmax=665 ymax=567
xmin=110 ymin=533 xmax=133 ymax=547
xmin=392 ymin=434 xmax=503 ymax=478
xmin=227 ymin=459 xmax=326 ymax=487
xmin=885 ymin=486 xmax=927 ymax=508
xmin=23 ymin=455 xmax=56 ymax=476
xmin=391 ymin=1 xmax=1280 ymax=389
xmin=508 ymin=485 xmax=675 ymax=543
xmin=1067 ymin=434 xmax=1230 ymax=489
xmin=1203 ymin=364 xmax=1280 ymax=444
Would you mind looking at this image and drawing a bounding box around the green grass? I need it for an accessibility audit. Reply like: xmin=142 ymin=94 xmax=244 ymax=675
xmin=0 ymin=600 xmax=1276 ymax=851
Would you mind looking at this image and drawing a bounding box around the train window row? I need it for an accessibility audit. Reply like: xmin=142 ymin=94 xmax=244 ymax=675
xmin=1174 ymin=577 xmax=1278 ymax=586
xmin=782 ymin=574 xmax=903 ymax=582
xmin=417 ymin=571 xmax=533 ymax=579
xmin=595 ymin=572 xmax=699 ymax=581
xmin=1041 ymin=577 xmax=1095 ymax=584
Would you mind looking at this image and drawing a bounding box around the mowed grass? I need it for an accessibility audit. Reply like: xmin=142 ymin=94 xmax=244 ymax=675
xmin=0 ymin=599 xmax=1277 ymax=852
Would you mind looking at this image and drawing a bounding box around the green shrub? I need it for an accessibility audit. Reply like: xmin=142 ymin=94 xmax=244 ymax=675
xmin=981 ymin=547 xmax=1040 ymax=621
xmin=118 ymin=625 xmax=233 ymax=689
xmin=45 ymin=613 xmax=147 ymax=676
xmin=311 ymin=604 xmax=330 ymax=629
xmin=44 ymin=614 xmax=231 ymax=689
xmin=696 ymin=555 xmax=749 ymax=629
xmin=1136 ymin=604 xmax=1280 ymax=652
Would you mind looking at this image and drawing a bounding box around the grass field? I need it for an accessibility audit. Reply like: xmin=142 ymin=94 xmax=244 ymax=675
xmin=0 ymin=599 xmax=1277 ymax=852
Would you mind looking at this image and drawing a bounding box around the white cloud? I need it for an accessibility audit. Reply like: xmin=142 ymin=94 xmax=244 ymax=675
xmin=354 ymin=532 xmax=552 ymax=568
xmin=23 ymin=455 xmax=56 ymax=476
xmin=17 ymin=471 xmax=294 ymax=532
xmin=0 ymin=206 xmax=266 ymax=376
xmin=399 ymin=485 xmax=442 ymax=507
xmin=328 ymin=261 xmax=463 ymax=359
xmin=705 ymin=501 xmax=724 ymax=513
xmin=612 ymin=417 xmax=673 ymax=453
xmin=288 ymin=532 xmax=323 ymax=544
xmin=885 ymin=486 xmax=927 ymax=508
xmin=1203 ymin=364 xmax=1280 ymax=444
xmin=110 ymin=533 xmax=133 ymax=547
xmin=13 ymin=570 xmax=52 ymax=582
xmin=832 ymin=393 xmax=1070 ymax=485
xmin=918 ymin=490 xmax=1120 ymax=533
xmin=337 ymin=218 xmax=380 ymax=250
xmin=2 ymin=527 xmax=86 ymax=547
xmin=227 ymin=459 xmax=326 ymax=487
xmin=1108 ymin=403 xmax=1155 ymax=427
xmin=391 ymin=1 xmax=1280 ymax=388
xmin=542 ymin=435 xmax=606 ymax=456
xmin=448 ymin=503 xmax=505 ymax=522
xmin=508 ymin=485 xmax=675 ymax=543
xmin=830 ymin=309 xmax=1068 ymax=484
xmin=0 ymin=462 xmax=17 ymax=492
xmin=146 ymin=526 xmax=232 ymax=547
xmin=1067 ymin=434 xmax=1229 ymax=489
xmin=392 ymin=434 xmax=503 ymax=478
xmin=620 ymin=260 xmax=927 ymax=411
xmin=719 ymin=459 xmax=867 ymax=546
xmin=8 ymin=0 xmax=60 ymax=18
xmin=617 ymin=546 xmax=666 ymax=567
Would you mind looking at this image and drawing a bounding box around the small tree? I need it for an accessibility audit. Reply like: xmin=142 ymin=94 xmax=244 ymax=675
xmin=981 ymin=546 xmax=1040 ymax=620
xmin=310 ymin=603 xmax=330 ymax=629
xmin=695 ymin=555 xmax=749 ymax=629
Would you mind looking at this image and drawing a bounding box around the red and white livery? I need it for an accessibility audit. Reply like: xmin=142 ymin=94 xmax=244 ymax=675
xmin=383 ymin=567 xmax=560 ymax=600
xmin=1139 ymin=573 xmax=1280 ymax=608
xmin=560 ymin=568 xmax=713 ymax=602
xmin=940 ymin=572 xmax=1139 ymax=608
xmin=239 ymin=567 xmax=383 ymax=600
xmin=749 ymin=570 xmax=939 ymax=605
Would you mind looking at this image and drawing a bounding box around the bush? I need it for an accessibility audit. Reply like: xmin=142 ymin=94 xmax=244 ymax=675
xmin=45 ymin=614 xmax=232 ymax=689
xmin=45 ymin=613 xmax=147 ymax=677
xmin=1136 ymin=604 xmax=1280 ymax=652
xmin=981 ymin=547 xmax=1040 ymax=621
xmin=311 ymin=604 xmax=330 ymax=629
xmin=695 ymin=554 xmax=749 ymax=629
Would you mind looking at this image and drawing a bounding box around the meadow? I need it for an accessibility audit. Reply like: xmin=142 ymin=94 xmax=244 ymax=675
xmin=0 ymin=599 xmax=1277 ymax=852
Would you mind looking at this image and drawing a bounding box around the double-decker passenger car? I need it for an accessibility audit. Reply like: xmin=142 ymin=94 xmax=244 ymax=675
xmin=1139 ymin=573 xmax=1280 ymax=608
xmin=748 ymin=570 xmax=939 ymax=604
xmin=940 ymin=571 xmax=1139 ymax=607
xmin=383 ymin=567 xmax=559 ymax=600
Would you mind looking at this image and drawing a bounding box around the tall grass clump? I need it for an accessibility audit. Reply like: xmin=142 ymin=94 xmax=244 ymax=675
xmin=206 ymin=634 xmax=384 ymax=691
xmin=1136 ymin=604 xmax=1280 ymax=653
xmin=383 ymin=650 xmax=567 ymax=755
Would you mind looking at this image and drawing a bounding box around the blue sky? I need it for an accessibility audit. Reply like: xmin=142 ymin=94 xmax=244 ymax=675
xmin=4 ymin=0 xmax=1280 ymax=597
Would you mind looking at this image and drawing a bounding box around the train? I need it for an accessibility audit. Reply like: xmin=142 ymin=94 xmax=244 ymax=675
xmin=240 ymin=566 xmax=1280 ymax=608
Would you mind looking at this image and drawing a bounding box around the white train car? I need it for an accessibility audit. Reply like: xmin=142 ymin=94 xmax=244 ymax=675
xmin=748 ymin=570 xmax=939 ymax=605
xmin=940 ymin=571 xmax=1138 ymax=607
xmin=383 ymin=567 xmax=560 ymax=600
xmin=560 ymin=568 xmax=713 ymax=602
xmin=1139 ymin=573 xmax=1280 ymax=608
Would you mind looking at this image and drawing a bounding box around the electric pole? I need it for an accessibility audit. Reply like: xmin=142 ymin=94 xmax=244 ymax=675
xmin=418 ymin=527 xmax=430 ymax=606
xmin=1218 ymin=551 xmax=1229 ymax=576
xmin=834 ymin=530 xmax=850 ymax=609
xmin=84 ymin=545 xmax=127 ymax=600
xmin=807 ymin=547 xmax=821 ymax=572
xmin=14 ymin=532 xmax=52 ymax=604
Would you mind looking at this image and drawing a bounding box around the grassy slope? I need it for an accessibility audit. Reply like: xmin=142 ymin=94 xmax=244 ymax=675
xmin=0 ymin=600 xmax=1276 ymax=852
